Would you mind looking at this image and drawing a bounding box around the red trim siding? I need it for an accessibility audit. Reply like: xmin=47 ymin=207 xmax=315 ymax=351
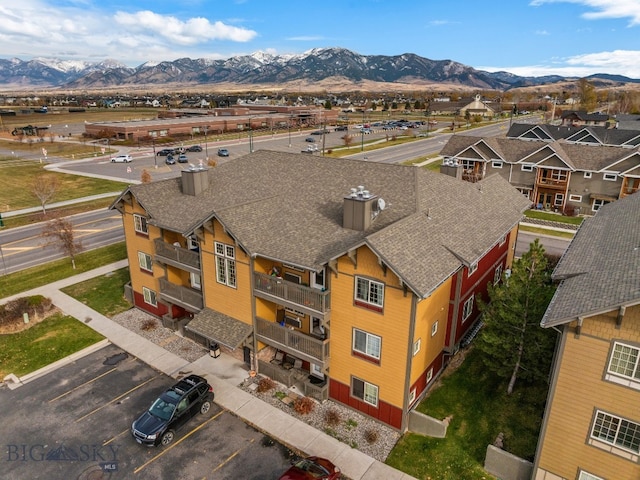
xmin=133 ymin=291 xmax=168 ymax=318
xmin=410 ymin=353 xmax=445 ymax=405
xmin=329 ymin=379 xmax=403 ymax=429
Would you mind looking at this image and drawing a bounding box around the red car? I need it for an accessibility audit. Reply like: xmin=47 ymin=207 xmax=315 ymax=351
xmin=278 ymin=456 xmax=341 ymax=480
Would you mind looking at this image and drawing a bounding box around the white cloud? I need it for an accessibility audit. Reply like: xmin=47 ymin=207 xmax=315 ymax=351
xmin=478 ymin=49 xmax=640 ymax=78
xmin=530 ymin=0 xmax=640 ymax=26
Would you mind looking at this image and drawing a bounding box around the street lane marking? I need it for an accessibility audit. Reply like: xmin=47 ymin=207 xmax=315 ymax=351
xmin=133 ymin=410 xmax=224 ymax=475
xmin=75 ymin=375 xmax=160 ymax=423
xmin=49 ymin=367 xmax=118 ymax=403
xmin=103 ymin=428 xmax=130 ymax=446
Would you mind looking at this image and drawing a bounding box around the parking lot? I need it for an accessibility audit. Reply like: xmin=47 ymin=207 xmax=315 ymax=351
xmin=0 ymin=343 xmax=295 ymax=480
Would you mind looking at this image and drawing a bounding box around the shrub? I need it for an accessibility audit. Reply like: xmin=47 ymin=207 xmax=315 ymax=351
xmin=364 ymin=428 xmax=379 ymax=444
xmin=293 ymin=396 xmax=315 ymax=415
xmin=324 ymin=407 xmax=341 ymax=427
xmin=257 ymin=377 xmax=276 ymax=393
xmin=140 ymin=319 xmax=157 ymax=331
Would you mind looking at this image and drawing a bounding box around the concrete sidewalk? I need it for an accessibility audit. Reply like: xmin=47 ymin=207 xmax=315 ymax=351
xmin=0 ymin=262 xmax=416 ymax=480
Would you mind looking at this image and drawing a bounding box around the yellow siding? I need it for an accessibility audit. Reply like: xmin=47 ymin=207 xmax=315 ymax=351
xmin=200 ymin=220 xmax=253 ymax=325
xmin=505 ymin=224 xmax=519 ymax=268
xmin=329 ymin=245 xmax=413 ymax=408
xmin=410 ymin=276 xmax=452 ymax=384
xmin=537 ymin=305 xmax=640 ymax=478
xmin=122 ymin=199 xmax=161 ymax=298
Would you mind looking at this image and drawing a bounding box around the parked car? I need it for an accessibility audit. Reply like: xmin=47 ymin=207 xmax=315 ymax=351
xmin=310 ymin=130 xmax=324 ymax=135
xmin=178 ymin=154 xmax=188 ymax=163
xmin=187 ymin=145 xmax=202 ymax=152
xmin=175 ymin=146 xmax=186 ymax=154
xmin=334 ymin=126 xmax=348 ymax=131
xmin=110 ymin=154 xmax=132 ymax=163
xmin=165 ymin=155 xmax=176 ymax=165
xmin=301 ymin=144 xmax=318 ymax=154
xmin=131 ymin=374 xmax=214 ymax=447
xmin=278 ymin=456 xmax=341 ymax=480
xmin=305 ymin=137 xmax=316 ymax=143
xmin=156 ymin=149 xmax=174 ymax=156
xmin=217 ymin=148 xmax=229 ymax=157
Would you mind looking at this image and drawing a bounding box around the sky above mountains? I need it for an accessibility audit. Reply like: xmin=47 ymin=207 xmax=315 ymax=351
xmin=1 ymin=0 xmax=640 ymax=78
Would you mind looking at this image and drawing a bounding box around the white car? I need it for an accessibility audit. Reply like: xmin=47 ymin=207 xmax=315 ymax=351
xmin=111 ymin=154 xmax=132 ymax=163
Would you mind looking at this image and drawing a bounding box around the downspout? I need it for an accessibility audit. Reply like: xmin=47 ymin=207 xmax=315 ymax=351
xmin=250 ymin=255 xmax=259 ymax=373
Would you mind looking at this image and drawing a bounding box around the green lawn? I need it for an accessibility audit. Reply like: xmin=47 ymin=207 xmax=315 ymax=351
xmin=386 ymin=348 xmax=547 ymax=479
xmin=524 ymin=209 xmax=583 ymax=225
xmin=0 ymin=159 xmax=128 ymax=211
xmin=61 ymin=267 xmax=131 ymax=317
xmin=0 ymin=312 xmax=104 ymax=377
xmin=0 ymin=242 xmax=127 ymax=298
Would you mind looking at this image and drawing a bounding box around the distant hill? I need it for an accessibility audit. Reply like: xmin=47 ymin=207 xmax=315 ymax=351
xmin=0 ymin=48 xmax=638 ymax=92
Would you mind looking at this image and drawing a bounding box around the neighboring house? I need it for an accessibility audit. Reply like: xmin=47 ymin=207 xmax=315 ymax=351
xmin=439 ymin=134 xmax=640 ymax=215
xmin=560 ymin=110 xmax=610 ymax=127
xmin=459 ymin=94 xmax=498 ymax=118
xmin=614 ymin=114 xmax=640 ymax=131
xmin=533 ymin=192 xmax=640 ymax=480
xmin=507 ymin=122 xmax=640 ymax=148
xmin=110 ymin=151 xmax=529 ymax=430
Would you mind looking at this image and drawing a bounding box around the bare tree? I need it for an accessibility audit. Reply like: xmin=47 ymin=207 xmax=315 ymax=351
xmin=140 ymin=169 xmax=152 ymax=183
xmin=342 ymin=134 xmax=353 ymax=147
xmin=41 ymin=217 xmax=82 ymax=269
xmin=32 ymin=174 xmax=60 ymax=215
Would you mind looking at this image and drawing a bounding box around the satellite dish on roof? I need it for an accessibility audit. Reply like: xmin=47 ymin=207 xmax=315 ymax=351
xmin=378 ymin=198 xmax=386 ymax=211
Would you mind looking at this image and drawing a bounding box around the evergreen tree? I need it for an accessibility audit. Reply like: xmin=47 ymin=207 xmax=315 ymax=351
xmin=476 ymin=239 xmax=557 ymax=394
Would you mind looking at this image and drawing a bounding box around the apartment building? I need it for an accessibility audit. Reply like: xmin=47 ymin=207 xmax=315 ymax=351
xmin=533 ymin=192 xmax=640 ymax=479
xmin=110 ymin=150 xmax=529 ymax=430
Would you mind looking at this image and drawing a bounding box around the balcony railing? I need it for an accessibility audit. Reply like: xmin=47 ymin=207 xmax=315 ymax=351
xmin=253 ymin=272 xmax=330 ymax=313
xmin=158 ymin=277 xmax=203 ymax=312
xmin=257 ymin=359 xmax=328 ymax=402
xmin=255 ymin=316 xmax=329 ymax=366
xmin=154 ymin=239 xmax=200 ymax=272
xmin=537 ymin=177 xmax=568 ymax=188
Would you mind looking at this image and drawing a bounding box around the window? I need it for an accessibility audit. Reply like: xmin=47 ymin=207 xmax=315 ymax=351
xmin=462 ymin=295 xmax=474 ymax=322
xmin=187 ymin=236 xmax=199 ymax=250
xmin=355 ymin=277 xmax=384 ymax=311
xmin=468 ymin=262 xmax=478 ymax=276
xmin=491 ymin=160 xmax=502 ymax=168
xmin=578 ymin=471 xmax=605 ymax=480
xmin=584 ymin=171 xmax=593 ymax=179
xmin=569 ymin=194 xmax=582 ymax=202
xmin=494 ymin=264 xmax=503 ymax=285
xmin=413 ymin=338 xmax=421 ymax=355
xmin=603 ymin=172 xmax=618 ymax=181
xmin=351 ymin=377 xmax=378 ymax=407
xmin=426 ymin=368 xmax=433 ymax=384
xmin=353 ymin=329 xmax=381 ymax=361
xmin=591 ymin=410 xmax=640 ymax=454
xmin=138 ymin=252 xmax=153 ymax=272
xmin=554 ymin=193 xmax=564 ymax=206
xmin=521 ymin=164 xmax=534 ymax=172
xmin=190 ymin=272 xmax=201 ymax=290
xmin=284 ymin=272 xmax=301 ymax=284
xmin=133 ymin=214 xmax=148 ymax=235
xmin=284 ymin=316 xmax=302 ymax=328
xmin=592 ymin=199 xmax=610 ymax=212
xmin=431 ymin=321 xmax=438 ymax=337
xmin=408 ymin=388 xmax=417 ymax=405
xmin=214 ymin=242 xmax=236 ymax=287
xmin=607 ymin=342 xmax=640 ymax=389
xmin=142 ymin=287 xmax=157 ymax=307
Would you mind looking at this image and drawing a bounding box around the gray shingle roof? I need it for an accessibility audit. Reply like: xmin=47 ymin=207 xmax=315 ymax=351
xmin=113 ymin=150 xmax=529 ymax=298
xmin=541 ymin=192 xmax=640 ymax=327
xmin=506 ymin=122 xmax=640 ymax=147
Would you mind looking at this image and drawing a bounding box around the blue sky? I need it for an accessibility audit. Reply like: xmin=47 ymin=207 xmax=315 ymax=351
xmin=1 ymin=0 xmax=640 ymax=78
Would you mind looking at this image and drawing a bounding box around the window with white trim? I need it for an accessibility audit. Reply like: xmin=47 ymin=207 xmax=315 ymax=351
xmin=592 ymin=199 xmax=610 ymax=212
xmin=468 ymin=262 xmax=478 ymax=276
xmin=584 ymin=171 xmax=592 ymax=179
xmin=190 ymin=272 xmax=201 ymax=290
xmin=521 ymin=164 xmax=533 ymax=172
xmin=351 ymin=377 xmax=378 ymax=407
xmin=214 ymin=242 xmax=236 ymax=287
xmin=606 ymin=342 xmax=640 ymax=389
xmin=591 ymin=410 xmax=640 ymax=455
xmin=491 ymin=160 xmax=502 ymax=168
xmin=353 ymin=329 xmax=381 ymax=361
xmin=554 ymin=193 xmax=564 ymax=206
xmin=569 ymin=194 xmax=582 ymax=202
xmin=142 ymin=287 xmax=157 ymax=307
xmin=603 ymin=172 xmax=618 ymax=181
xmin=413 ymin=338 xmax=421 ymax=356
xmin=494 ymin=264 xmax=503 ymax=285
xmin=138 ymin=252 xmax=153 ymax=272
xmin=462 ymin=295 xmax=474 ymax=322
xmin=408 ymin=388 xmax=417 ymax=405
xmin=133 ymin=214 xmax=148 ymax=235
xmin=355 ymin=276 xmax=384 ymax=310
xmin=431 ymin=321 xmax=438 ymax=337
xmin=426 ymin=368 xmax=433 ymax=384
xmin=578 ymin=471 xmax=605 ymax=480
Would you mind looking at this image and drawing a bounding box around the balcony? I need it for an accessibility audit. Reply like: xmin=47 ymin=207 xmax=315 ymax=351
xmin=258 ymin=359 xmax=328 ymax=402
xmin=253 ymin=272 xmax=330 ymax=314
xmin=158 ymin=277 xmax=203 ymax=312
xmin=154 ymin=239 xmax=200 ymax=273
xmin=255 ymin=316 xmax=329 ymax=367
